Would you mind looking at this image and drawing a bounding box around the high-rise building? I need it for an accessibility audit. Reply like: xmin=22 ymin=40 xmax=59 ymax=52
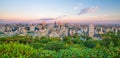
xmin=69 ymin=29 xmax=76 ymax=36
xmin=54 ymin=21 xmax=58 ymax=28
xmin=58 ymin=21 xmax=62 ymax=29
xmin=1 ymin=27 xmax=5 ymax=32
xmin=30 ymin=24 xmax=35 ymax=31
xmin=42 ymin=21 xmax=46 ymax=29
xmin=100 ymin=27 xmax=104 ymax=34
xmin=115 ymin=28 xmax=118 ymax=35
xmin=89 ymin=24 xmax=94 ymax=38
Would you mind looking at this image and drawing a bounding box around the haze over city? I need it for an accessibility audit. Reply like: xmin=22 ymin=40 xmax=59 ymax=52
xmin=0 ymin=0 xmax=120 ymax=23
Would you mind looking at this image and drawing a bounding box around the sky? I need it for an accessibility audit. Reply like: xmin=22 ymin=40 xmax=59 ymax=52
xmin=0 ymin=0 xmax=120 ymax=23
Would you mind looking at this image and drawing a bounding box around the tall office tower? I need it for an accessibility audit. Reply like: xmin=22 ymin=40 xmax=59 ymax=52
xmin=30 ymin=24 xmax=35 ymax=31
xmin=42 ymin=21 xmax=46 ymax=29
xmin=1 ymin=27 xmax=5 ymax=32
xmin=99 ymin=27 xmax=103 ymax=34
xmin=89 ymin=24 xmax=94 ymax=38
xmin=6 ymin=26 xmax=11 ymax=32
xmin=54 ymin=21 xmax=58 ymax=28
xmin=61 ymin=27 xmax=68 ymax=36
xmin=58 ymin=21 xmax=62 ymax=29
xmin=38 ymin=25 xmax=42 ymax=30
xmin=115 ymin=28 xmax=118 ymax=35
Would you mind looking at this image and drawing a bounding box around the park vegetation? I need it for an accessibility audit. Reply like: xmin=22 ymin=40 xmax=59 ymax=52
xmin=0 ymin=32 xmax=120 ymax=58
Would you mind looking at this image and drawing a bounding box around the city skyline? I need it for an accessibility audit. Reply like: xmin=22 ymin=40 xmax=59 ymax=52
xmin=0 ymin=0 xmax=120 ymax=23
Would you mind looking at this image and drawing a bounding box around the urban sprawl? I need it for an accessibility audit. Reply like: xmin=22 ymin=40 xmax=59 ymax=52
xmin=0 ymin=21 xmax=120 ymax=40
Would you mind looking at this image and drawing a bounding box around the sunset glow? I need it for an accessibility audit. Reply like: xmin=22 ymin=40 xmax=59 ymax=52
xmin=0 ymin=0 xmax=120 ymax=23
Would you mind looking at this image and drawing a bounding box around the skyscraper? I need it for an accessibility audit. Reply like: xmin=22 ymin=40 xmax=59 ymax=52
xmin=58 ymin=21 xmax=62 ymax=29
xmin=42 ymin=21 xmax=46 ymax=29
xmin=89 ymin=24 xmax=94 ymax=38
xmin=30 ymin=24 xmax=35 ymax=31
xmin=54 ymin=21 xmax=58 ymax=28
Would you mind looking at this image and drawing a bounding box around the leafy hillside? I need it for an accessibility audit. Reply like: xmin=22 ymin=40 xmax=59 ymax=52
xmin=0 ymin=32 xmax=120 ymax=58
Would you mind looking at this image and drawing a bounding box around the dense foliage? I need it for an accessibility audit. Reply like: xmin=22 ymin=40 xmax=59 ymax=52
xmin=0 ymin=32 xmax=120 ymax=58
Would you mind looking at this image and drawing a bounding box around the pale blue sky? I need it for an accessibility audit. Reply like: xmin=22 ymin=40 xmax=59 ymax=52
xmin=0 ymin=0 xmax=120 ymax=23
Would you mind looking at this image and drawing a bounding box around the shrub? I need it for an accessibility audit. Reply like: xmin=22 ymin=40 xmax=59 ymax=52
xmin=0 ymin=42 xmax=36 ymax=58
xmin=63 ymin=36 xmax=71 ymax=42
xmin=44 ymin=41 xmax=65 ymax=51
xmin=40 ymin=36 xmax=51 ymax=43
xmin=30 ymin=42 xmax=43 ymax=49
xmin=0 ymin=38 xmax=7 ymax=43
xmin=71 ymin=38 xmax=83 ymax=44
xmin=83 ymin=40 xmax=96 ymax=48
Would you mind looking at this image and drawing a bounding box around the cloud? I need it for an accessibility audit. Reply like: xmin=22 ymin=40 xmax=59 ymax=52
xmin=73 ymin=3 xmax=82 ymax=10
xmin=55 ymin=15 xmax=67 ymax=19
xmin=39 ymin=15 xmax=68 ymax=21
xmin=40 ymin=18 xmax=55 ymax=20
xmin=78 ymin=6 xmax=98 ymax=15
xmin=38 ymin=6 xmax=98 ymax=21
xmin=73 ymin=6 xmax=80 ymax=10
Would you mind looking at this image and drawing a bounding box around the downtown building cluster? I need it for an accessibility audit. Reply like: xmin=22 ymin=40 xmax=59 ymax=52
xmin=0 ymin=21 xmax=120 ymax=40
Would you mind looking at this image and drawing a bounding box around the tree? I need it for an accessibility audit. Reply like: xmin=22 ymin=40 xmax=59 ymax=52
xmin=44 ymin=41 xmax=65 ymax=51
xmin=40 ymin=36 xmax=51 ymax=43
xmin=101 ymin=31 xmax=120 ymax=47
xmin=83 ymin=40 xmax=96 ymax=48
xmin=63 ymin=36 xmax=71 ymax=42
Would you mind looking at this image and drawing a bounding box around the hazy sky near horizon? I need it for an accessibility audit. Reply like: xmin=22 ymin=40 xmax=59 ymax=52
xmin=0 ymin=0 xmax=120 ymax=23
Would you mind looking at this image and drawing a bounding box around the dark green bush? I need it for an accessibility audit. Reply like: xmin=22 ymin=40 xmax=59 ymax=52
xmin=0 ymin=38 xmax=7 ymax=43
xmin=44 ymin=41 xmax=65 ymax=51
xmin=40 ymin=36 xmax=51 ymax=43
xmin=83 ymin=40 xmax=96 ymax=48
xmin=71 ymin=38 xmax=83 ymax=44
xmin=30 ymin=42 xmax=43 ymax=49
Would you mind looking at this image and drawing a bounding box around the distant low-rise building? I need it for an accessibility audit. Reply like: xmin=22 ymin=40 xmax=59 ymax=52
xmin=49 ymin=31 xmax=59 ymax=37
